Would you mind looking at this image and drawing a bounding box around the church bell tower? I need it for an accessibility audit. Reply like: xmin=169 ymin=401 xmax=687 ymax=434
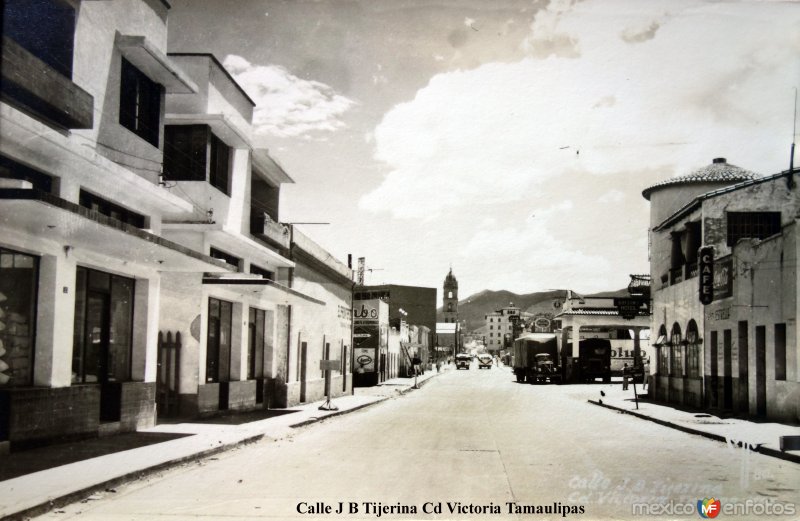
xmin=443 ymin=268 xmax=458 ymax=323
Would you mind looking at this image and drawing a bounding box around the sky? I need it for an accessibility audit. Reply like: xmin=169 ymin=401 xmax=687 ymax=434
xmin=168 ymin=0 xmax=800 ymax=300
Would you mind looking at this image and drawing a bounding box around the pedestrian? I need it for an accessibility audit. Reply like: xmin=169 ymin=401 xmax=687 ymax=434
xmin=642 ymin=358 xmax=650 ymax=391
xmin=436 ymin=360 xmax=441 ymax=373
xmin=622 ymin=363 xmax=630 ymax=390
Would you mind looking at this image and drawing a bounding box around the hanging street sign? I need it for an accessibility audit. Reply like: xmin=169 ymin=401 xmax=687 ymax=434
xmin=614 ymin=298 xmax=643 ymax=320
xmin=699 ymin=246 xmax=714 ymax=305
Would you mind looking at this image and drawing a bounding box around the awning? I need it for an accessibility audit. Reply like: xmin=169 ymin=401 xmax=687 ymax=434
xmin=652 ymin=334 xmax=668 ymax=347
xmin=202 ymin=274 xmax=324 ymax=306
xmin=116 ymin=34 xmax=198 ymax=94
xmin=0 ymin=189 xmax=233 ymax=273
xmin=165 ymin=113 xmax=251 ymax=148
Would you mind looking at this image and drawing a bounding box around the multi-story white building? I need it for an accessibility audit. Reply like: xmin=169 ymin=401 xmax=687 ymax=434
xmin=0 ymin=0 xmax=353 ymax=450
xmin=0 ymin=0 xmax=231 ymax=446
xmin=484 ymin=304 xmax=521 ymax=353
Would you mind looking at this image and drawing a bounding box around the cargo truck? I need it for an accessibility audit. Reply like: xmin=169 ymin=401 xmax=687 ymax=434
xmin=512 ymin=333 xmax=562 ymax=384
xmin=578 ymin=338 xmax=612 ymax=383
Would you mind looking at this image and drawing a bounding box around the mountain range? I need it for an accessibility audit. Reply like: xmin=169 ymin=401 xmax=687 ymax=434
xmin=436 ymin=288 xmax=629 ymax=331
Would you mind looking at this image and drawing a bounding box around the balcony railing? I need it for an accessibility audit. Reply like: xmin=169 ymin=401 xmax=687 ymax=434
xmin=0 ymin=36 xmax=93 ymax=129
xmin=250 ymin=211 xmax=290 ymax=249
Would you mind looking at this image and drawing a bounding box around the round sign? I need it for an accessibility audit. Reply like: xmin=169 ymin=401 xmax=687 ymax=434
xmin=356 ymin=355 xmax=373 ymax=365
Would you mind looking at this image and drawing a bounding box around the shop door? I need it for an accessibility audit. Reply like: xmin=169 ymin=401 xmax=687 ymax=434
xmin=755 ymin=326 xmax=766 ymax=416
xmin=86 ymin=292 xmax=121 ymax=422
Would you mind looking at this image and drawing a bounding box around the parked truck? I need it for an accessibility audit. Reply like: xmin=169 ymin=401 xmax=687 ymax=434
xmin=578 ymin=338 xmax=612 ymax=383
xmin=513 ymin=333 xmax=562 ymax=384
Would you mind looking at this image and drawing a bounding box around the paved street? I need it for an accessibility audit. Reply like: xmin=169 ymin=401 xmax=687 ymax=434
xmin=33 ymin=363 xmax=799 ymax=520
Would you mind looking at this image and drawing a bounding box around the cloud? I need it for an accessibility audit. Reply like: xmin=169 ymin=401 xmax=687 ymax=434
xmin=222 ymin=54 xmax=357 ymax=138
xmin=461 ymin=203 xmax=614 ymax=293
xmin=621 ymin=21 xmax=661 ymax=43
xmin=597 ymin=189 xmax=625 ymax=203
xmin=359 ymin=0 xmax=799 ymax=220
xmin=520 ymin=0 xmax=582 ymax=59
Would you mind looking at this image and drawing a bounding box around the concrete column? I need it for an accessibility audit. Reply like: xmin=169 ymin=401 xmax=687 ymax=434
xmin=226 ymin=148 xmax=249 ymax=233
xmin=571 ymin=324 xmax=581 ymax=358
xmin=132 ymin=276 xmax=160 ymax=382
xmin=34 ymin=252 xmax=76 ymax=387
xmin=633 ymin=326 xmax=642 ymax=367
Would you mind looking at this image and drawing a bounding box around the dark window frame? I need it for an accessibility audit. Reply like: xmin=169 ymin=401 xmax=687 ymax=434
xmin=79 ymin=190 xmax=146 ymax=228
xmin=71 ymin=266 xmax=135 ymax=385
xmin=163 ymin=125 xmax=208 ymax=182
xmin=775 ymin=323 xmax=786 ymax=381
xmin=209 ymin=247 xmax=242 ymax=271
xmin=0 ymin=247 xmax=39 ymax=387
xmin=2 ymin=0 xmax=76 ymax=78
xmin=119 ymin=57 xmax=163 ymax=147
xmin=208 ymin=132 xmax=231 ymax=195
xmin=249 ymin=264 xmax=274 ymax=281
xmin=726 ymin=211 xmax=781 ymax=247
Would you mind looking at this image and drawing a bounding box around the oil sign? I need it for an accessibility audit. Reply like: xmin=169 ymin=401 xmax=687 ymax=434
xmin=699 ymin=246 xmax=714 ymax=305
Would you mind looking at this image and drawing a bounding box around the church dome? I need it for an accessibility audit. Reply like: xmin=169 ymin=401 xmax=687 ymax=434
xmin=642 ymin=158 xmax=759 ymax=200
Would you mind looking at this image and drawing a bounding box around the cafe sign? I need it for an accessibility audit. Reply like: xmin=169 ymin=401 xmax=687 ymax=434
xmin=699 ymin=246 xmax=714 ymax=305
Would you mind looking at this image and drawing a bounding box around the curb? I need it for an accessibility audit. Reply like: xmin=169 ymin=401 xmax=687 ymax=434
xmin=1 ymin=434 xmax=265 ymax=521
xmin=289 ymin=396 xmax=390 ymax=428
xmin=588 ymin=400 xmax=800 ymax=465
xmin=2 ymin=377 xmax=443 ymax=520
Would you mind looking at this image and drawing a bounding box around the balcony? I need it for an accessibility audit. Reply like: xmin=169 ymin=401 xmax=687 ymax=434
xmin=250 ymin=211 xmax=290 ymax=249
xmin=669 ymin=267 xmax=683 ymax=284
xmin=0 ymin=36 xmax=93 ymax=129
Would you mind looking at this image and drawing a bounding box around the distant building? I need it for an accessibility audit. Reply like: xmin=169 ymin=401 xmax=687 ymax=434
xmin=643 ymin=158 xmax=799 ymax=422
xmin=442 ymin=268 xmax=458 ymax=323
xmin=484 ymin=304 xmax=521 ymax=353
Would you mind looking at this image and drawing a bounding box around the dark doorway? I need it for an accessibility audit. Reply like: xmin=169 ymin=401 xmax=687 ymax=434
xmin=709 ymin=331 xmax=718 ymax=407
xmin=248 ymin=308 xmax=266 ymax=404
xmin=737 ymin=322 xmax=749 ymax=413
xmin=207 ymin=298 xmax=232 ymax=410
xmin=723 ymin=329 xmax=732 ymax=409
xmin=299 ymin=341 xmax=308 ymax=402
xmin=755 ymin=326 xmax=766 ymax=417
xmin=73 ymin=267 xmax=134 ymax=422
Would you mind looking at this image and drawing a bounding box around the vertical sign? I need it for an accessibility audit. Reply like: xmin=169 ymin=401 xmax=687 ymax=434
xmin=699 ymin=246 xmax=714 ymax=305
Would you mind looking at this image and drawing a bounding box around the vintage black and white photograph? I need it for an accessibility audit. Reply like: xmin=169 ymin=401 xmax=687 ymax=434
xmin=0 ymin=0 xmax=799 ymax=519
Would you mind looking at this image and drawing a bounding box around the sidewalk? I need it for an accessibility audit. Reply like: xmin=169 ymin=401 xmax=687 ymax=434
xmin=0 ymin=369 xmax=446 ymax=520
xmin=586 ymin=383 xmax=800 ymax=464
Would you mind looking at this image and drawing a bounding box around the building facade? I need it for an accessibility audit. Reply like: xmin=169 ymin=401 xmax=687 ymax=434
xmin=0 ymin=0 xmax=353 ymax=451
xmin=644 ymin=158 xmax=798 ymax=422
xmin=0 ymin=0 xmax=233 ymax=446
xmin=484 ymin=304 xmax=522 ymax=353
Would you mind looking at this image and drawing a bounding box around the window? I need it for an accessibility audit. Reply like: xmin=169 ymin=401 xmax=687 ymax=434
xmin=3 ymin=0 xmax=76 ymax=78
xmin=489 ymin=326 xmax=493 ymax=330
xmin=250 ymin=264 xmax=274 ymax=281
xmin=0 ymin=248 xmax=39 ymax=386
xmin=209 ymin=133 xmax=230 ymax=194
xmin=163 ymin=125 xmax=230 ymax=194
xmin=686 ymin=320 xmax=700 ymax=378
xmin=79 ymin=190 xmax=146 ymax=228
xmin=726 ymin=212 xmax=781 ymax=247
xmin=656 ymin=325 xmax=669 ymax=374
xmin=670 ymin=323 xmax=682 ymax=376
xmin=209 ymin=247 xmax=241 ymax=271
xmin=775 ymin=323 xmax=786 ymax=381
xmin=164 ymin=125 xmax=208 ymax=181
xmin=207 ymin=298 xmax=232 ymax=383
xmin=72 ymin=267 xmax=134 ymax=384
xmin=119 ymin=58 xmax=163 ymax=147
xmin=0 ymin=155 xmax=54 ymax=193
xmin=448 ymin=291 xmax=453 ymax=298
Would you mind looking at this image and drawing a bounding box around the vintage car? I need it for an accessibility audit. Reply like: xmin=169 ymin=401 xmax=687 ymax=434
xmin=477 ymin=353 xmax=493 ymax=369
xmin=455 ymin=353 xmax=472 ymax=370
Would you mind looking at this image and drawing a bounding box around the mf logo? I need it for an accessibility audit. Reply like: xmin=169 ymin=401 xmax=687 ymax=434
xmin=697 ymin=498 xmax=721 ymax=518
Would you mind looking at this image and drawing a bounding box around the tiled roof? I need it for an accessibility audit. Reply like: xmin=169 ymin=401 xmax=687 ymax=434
xmin=642 ymin=158 xmax=759 ymax=200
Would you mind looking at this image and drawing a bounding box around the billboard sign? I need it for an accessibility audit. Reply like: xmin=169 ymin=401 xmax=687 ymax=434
xmin=699 ymin=246 xmax=714 ymax=305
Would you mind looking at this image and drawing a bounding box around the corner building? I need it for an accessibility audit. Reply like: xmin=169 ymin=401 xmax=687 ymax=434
xmin=643 ymin=158 xmax=799 ymax=422
xmin=0 ymin=0 xmax=231 ymax=447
